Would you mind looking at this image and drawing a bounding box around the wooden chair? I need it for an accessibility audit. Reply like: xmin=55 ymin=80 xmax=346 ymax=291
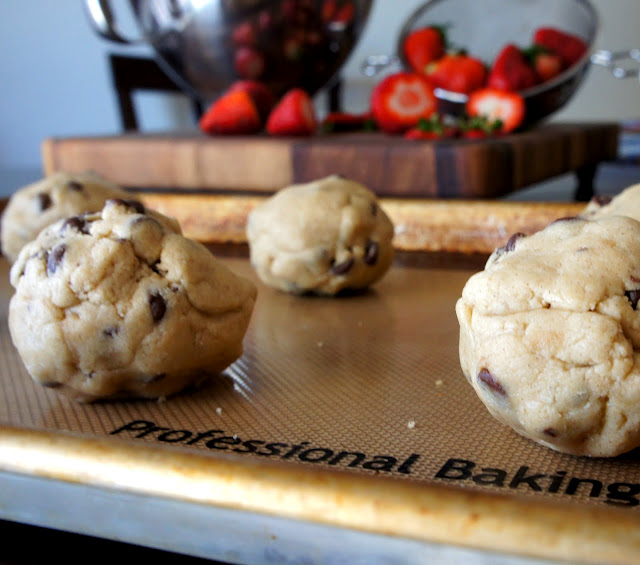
xmin=108 ymin=53 xmax=204 ymax=131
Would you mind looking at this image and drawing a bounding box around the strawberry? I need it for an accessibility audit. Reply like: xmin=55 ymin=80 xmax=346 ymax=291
xmin=487 ymin=44 xmax=539 ymax=92
xmin=404 ymin=114 xmax=458 ymax=140
xmin=321 ymin=111 xmax=376 ymax=133
xmin=370 ymin=72 xmax=437 ymax=134
xmin=523 ymin=45 xmax=564 ymax=82
xmin=266 ymin=88 xmax=317 ymax=136
xmin=199 ymin=90 xmax=261 ymax=135
xmin=227 ymin=80 xmax=276 ymax=122
xmin=403 ymin=26 xmax=446 ymax=73
xmin=234 ymin=46 xmax=266 ymax=80
xmin=533 ymin=27 xmax=588 ymax=68
xmin=426 ymin=54 xmax=487 ymax=95
xmin=466 ymin=87 xmax=526 ymax=133
xmin=232 ymin=21 xmax=256 ymax=46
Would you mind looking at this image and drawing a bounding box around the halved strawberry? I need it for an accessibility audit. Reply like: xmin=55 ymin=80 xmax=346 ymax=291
xmin=403 ymin=26 xmax=446 ymax=73
xmin=266 ymin=88 xmax=317 ymax=136
xmin=427 ymin=54 xmax=487 ymax=95
xmin=487 ymin=44 xmax=539 ymax=92
xmin=370 ymin=72 xmax=437 ymax=134
xmin=199 ymin=90 xmax=262 ymax=135
xmin=533 ymin=27 xmax=588 ymax=68
xmin=466 ymin=88 xmax=525 ymax=133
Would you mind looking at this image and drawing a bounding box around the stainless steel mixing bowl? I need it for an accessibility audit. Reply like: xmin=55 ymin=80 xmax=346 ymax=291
xmin=362 ymin=0 xmax=598 ymax=127
xmin=85 ymin=0 xmax=374 ymax=104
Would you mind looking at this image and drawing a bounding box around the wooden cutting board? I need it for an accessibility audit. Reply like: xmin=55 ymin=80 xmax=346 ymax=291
xmin=41 ymin=122 xmax=619 ymax=198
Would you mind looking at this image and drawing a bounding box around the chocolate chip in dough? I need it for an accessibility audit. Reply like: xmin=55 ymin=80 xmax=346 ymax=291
xmin=626 ymin=290 xmax=640 ymax=310
xmin=591 ymin=194 xmax=612 ymax=207
xmin=149 ymin=292 xmax=166 ymax=323
xmin=102 ymin=326 xmax=119 ymax=338
xmin=61 ymin=215 xmax=90 ymax=235
xmin=108 ymin=198 xmax=145 ymax=214
xmin=36 ymin=192 xmax=52 ymax=211
xmin=330 ymin=256 xmax=354 ymax=276
xmin=477 ymin=367 xmax=506 ymax=397
xmin=364 ymin=240 xmax=379 ymax=265
xmin=66 ymin=181 xmax=84 ymax=192
xmin=46 ymin=244 xmax=66 ymax=276
xmin=505 ymin=232 xmax=525 ymax=253
xmin=543 ymin=427 xmax=558 ymax=437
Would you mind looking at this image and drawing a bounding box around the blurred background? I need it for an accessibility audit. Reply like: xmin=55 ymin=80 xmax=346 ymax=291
xmin=0 ymin=0 xmax=639 ymax=195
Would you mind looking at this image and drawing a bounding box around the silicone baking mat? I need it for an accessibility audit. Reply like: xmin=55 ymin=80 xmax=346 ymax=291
xmin=1 ymin=253 xmax=640 ymax=562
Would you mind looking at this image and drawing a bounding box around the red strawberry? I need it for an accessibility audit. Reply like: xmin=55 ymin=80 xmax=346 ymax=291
xmin=403 ymin=26 xmax=446 ymax=74
xmin=232 ymin=21 xmax=256 ymax=46
xmin=199 ymin=90 xmax=261 ymax=135
xmin=404 ymin=114 xmax=458 ymax=140
xmin=466 ymin=88 xmax=526 ymax=133
xmin=533 ymin=27 xmax=588 ymax=68
xmin=487 ymin=44 xmax=539 ymax=92
xmin=533 ymin=51 xmax=564 ymax=82
xmin=234 ymin=46 xmax=266 ymax=80
xmin=228 ymin=80 xmax=276 ymax=122
xmin=266 ymin=88 xmax=317 ymax=136
xmin=523 ymin=45 xmax=564 ymax=82
xmin=427 ymin=54 xmax=487 ymax=94
xmin=371 ymin=72 xmax=437 ymax=134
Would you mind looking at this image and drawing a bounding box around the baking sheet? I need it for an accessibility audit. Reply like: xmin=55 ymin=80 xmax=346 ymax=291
xmin=1 ymin=253 xmax=640 ymax=563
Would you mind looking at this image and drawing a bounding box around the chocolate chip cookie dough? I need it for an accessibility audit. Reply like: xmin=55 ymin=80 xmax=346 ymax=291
xmin=581 ymin=183 xmax=640 ymax=221
xmin=8 ymin=198 xmax=257 ymax=402
xmin=456 ymin=215 xmax=640 ymax=457
xmin=1 ymin=171 xmax=132 ymax=263
xmin=246 ymin=175 xmax=394 ymax=295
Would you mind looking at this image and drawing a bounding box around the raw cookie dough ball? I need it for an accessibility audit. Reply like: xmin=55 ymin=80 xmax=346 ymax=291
xmin=456 ymin=216 xmax=640 ymax=457
xmin=246 ymin=175 xmax=394 ymax=295
xmin=581 ymin=183 xmax=640 ymax=221
xmin=8 ymin=198 xmax=257 ymax=402
xmin=1 ymin=171 xmax=132 ymax=263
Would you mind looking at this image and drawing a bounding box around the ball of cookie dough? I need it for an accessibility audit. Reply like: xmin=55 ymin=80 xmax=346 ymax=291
xmin=1 ymin=171 xmax=132 ymax=263
xmin=246 ymin=175 xmax=395 ymax=295
xmin=8 ymin=198 xmax=257 ymax=402
xmin=456 ymin=215 xmax=640 ymax=457
xmin=581 ymin=183 xmax=640 ymax=221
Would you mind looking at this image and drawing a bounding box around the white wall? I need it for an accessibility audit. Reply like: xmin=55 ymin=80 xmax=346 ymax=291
xmin=0 ymin=0 xmax=639 ymax=176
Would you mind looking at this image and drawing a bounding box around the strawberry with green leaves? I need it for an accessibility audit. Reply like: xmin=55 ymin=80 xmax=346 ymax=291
xmin=370 ymin=72 xmax=438 ymax=134
xmin=266 ymin=88 xmax=317 ymax=136
xmin=466 ymin=87 xmax=526 ymax=133
xmin=426 ymin=53 xmax=487 ymax=94
xmin=403 ymin=26 xmax=447 ymax=74
xmin=487 ymin=44 xmax=539 ymax=92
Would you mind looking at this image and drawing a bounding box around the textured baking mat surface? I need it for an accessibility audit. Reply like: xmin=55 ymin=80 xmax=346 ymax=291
xmin=1 ymin=255 xmax=639 ymax=512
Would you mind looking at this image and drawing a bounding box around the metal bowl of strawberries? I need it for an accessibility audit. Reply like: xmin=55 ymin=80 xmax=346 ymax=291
xmin=85 ymin=0 xmax=374 ymax=104
xmin=365 ymin=0 xmax=598 ymax=129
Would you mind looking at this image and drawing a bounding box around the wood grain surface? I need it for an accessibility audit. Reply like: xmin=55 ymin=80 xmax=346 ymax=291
xmin=42 ymin=122 xmax=619 ymax=198
xmin=139 ymin=193 xmax=585 ymax=254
